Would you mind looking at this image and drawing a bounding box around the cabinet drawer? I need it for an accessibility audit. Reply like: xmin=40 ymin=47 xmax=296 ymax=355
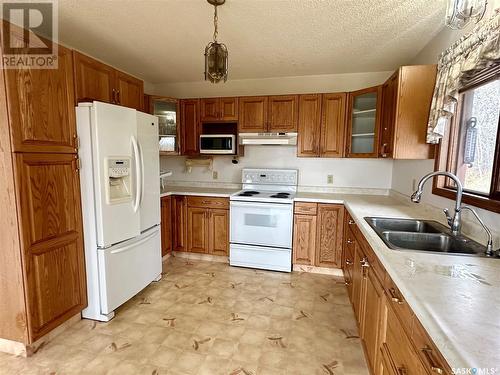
xmin=412 ymin=316 xmax=452 ymax=375
xmin=187 ymin=196 xmax=229 ymax=210
xmin=384 ymin=277 xmax=414 ymax=337
xmin=294 ymin=202 xmax=317 ymax=215
xmin=384 ymin=302 xmax=427 ymax=375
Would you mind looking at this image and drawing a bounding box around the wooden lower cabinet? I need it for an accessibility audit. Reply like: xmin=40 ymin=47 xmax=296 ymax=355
xmin=316 ymin=204 xmax=344 ymax=268
xmin=171 ymin=196 xmax=229 ymax=256
xmin=161 ymin=196 xmax=172 ymax=257
xmin=187 ymin=207 xmax=209 ymax=253
xmin=172 ymin=195 xmax=187 ymax=251
xmin=344 ymin=215 xmax=452 ymax=375
xmin=292 ymin=214 xmax=317 ymax=265
xmin=208 ymin=209 xmax=229 ymax=256
xmin=292 ymin=203 xmax=344 ymax=268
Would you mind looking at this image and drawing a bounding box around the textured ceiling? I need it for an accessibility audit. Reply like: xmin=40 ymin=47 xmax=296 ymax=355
xmin=58 ymin=0 xmax=447 ymax=84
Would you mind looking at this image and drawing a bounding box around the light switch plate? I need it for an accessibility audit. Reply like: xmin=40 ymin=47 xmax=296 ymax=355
xmin=213 ymin=171 xmax=218 ymax=180
xmin=327 ymin=175 xmax=334 ymax=184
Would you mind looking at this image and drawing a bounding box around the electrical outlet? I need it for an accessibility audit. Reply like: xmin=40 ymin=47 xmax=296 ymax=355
xmin=212 ymin=171 xmax=218 ymax=180
xmin=327 ymin=175 xmax=334 ymax=184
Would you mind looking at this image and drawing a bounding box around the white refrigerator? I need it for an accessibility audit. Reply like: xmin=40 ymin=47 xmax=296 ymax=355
xmin=77 ymin=101 xmax=162 ymax=322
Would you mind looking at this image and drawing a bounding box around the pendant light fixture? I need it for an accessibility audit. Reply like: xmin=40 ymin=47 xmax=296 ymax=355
xmin=445 ymin=0 xmax=488 ymax=29
xmin=204 ymin=0 xmax=228 ymax=83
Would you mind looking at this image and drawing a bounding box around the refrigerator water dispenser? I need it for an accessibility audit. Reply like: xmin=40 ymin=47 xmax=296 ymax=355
xmin=105 ymin=158 xmax=132 ymax=204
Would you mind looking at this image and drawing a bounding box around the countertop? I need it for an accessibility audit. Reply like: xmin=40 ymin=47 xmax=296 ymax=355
xmin=160 ymin=186 xmax=240 ymax=198
xmin=160 ymin=186 xmax=500 ymax=369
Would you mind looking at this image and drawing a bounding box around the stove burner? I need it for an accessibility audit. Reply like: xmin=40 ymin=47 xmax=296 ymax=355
xmin=270 ymin=193 xmax=291 ymax=198
xmin=238 ymin=191 xmax=260 ymax=197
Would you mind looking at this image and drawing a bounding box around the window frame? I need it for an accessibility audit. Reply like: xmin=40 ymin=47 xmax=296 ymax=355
xmin=433 ymin=68 xmax=500 ymax=214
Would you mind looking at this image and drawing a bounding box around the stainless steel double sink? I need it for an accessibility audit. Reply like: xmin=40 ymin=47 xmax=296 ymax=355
xmin=364 ymin=217 xmax=493 ymax=257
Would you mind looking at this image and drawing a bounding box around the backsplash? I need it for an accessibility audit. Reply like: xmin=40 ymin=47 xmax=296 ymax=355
xmin=160 ymin=145 xmax=393 ymax=189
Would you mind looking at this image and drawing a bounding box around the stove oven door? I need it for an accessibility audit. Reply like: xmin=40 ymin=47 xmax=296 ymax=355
xmin=230 ymin=201 xmax=293 ymax=249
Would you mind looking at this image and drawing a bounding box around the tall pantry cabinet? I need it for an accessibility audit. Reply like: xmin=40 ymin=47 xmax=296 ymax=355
xmin=0 ymin=42 xmax=87 ymax=352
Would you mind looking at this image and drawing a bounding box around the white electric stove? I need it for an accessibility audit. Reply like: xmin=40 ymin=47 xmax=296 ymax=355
xmin=229 ymin=168 xmax=298 ymax=272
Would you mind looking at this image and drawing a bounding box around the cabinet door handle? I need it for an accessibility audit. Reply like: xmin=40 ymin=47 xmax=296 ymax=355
xmin=381 ymin=143 xmax=388 ymax=158
xmin=112 ymin=89 xmax=116 ymax=103
xmin=346 ymin=239 xmax=354 ymax=244
xmin=396 ymin=367 xmax=407 ymax=375
xmin=348 ymin=219 xmax=355 ymax=225
xmin=421 ymin=347 xmax=444 ymax=374
xmin=345 ymin=259 xmax=353 ymax=265
xmin=116 ymin=90 xmax=121 ymax=104
xmin=388 ymin=287 xmax=405 ymax=305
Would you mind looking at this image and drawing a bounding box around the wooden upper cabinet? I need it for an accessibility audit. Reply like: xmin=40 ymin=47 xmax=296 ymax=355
xmin=115 ymin=71 xmax=144 ymax=110
xmin=73 ymin=51 xmax=144 ymax=111
xmin=208 ymin=209 xmax=229 ymax=256
xmin=297 ymin=94 xmax=322 ymax=157
xmin=268 ymin=95 xmax=298 ymax=132
xmin=73 ymin=51 xmax=115 ymax=104
xmin=238 ymin=96 xmax=268 ymax=132
xmin=5 ymin=45 xmax=77 ymax=153
xmin=180 ymin=99 xmax=200 ymax=156
xmin=345 ymin=86 xmax=382 ymax=158
xmin=380 ymin=72 xmax=398 ymax=159
xmin=220 ymin=97 xmax=238 ymax=121
xmin=380 ymin=65 xmax=436 ymax=160
xmin=293 ymin=214 xmax=317 ymax=265
xmin=201 ymin=97 xmax=238 ymax=122
xmin=316 ymin=204 xmax=344 ymax=268
xmin=161 ymin=196 xmax=172 ymax=257
xmin=200 ymin=98 xmax=220 ymax=122
xmin=14 ymin=153 xmax=86 ymax=341
xmin=321 ymin=93 xmax=346 ymax=157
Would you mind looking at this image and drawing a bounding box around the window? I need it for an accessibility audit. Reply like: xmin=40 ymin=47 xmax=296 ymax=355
xmin=434 ymin=70 xmax=500 ymax=213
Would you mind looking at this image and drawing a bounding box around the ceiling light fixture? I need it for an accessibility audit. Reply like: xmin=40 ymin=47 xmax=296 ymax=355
xmin=445 ymin=0 xmax=488 ymax=29
xmin=204 ymin=0 xmax=228 ymax=83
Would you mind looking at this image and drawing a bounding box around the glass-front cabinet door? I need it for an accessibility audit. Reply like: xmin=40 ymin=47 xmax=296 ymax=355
xmin=148 ymin=96 xmax=179 ymax=155
xmin=345 ymin=86 xmax=382 ymax=158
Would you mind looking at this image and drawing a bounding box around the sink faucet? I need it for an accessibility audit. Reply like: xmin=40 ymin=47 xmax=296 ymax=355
xmin=411 ymin=171 xmax=497 ymax=257
xmin=411 ymin=171 xmax=463 ymax=236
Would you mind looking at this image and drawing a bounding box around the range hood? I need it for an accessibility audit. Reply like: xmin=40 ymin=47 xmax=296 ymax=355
xmin=238 ymin=132 xmax=298 ymax=146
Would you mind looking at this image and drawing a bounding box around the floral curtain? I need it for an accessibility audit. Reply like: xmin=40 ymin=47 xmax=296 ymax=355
xmin=427 ymin=9 xmax=500 ymax=143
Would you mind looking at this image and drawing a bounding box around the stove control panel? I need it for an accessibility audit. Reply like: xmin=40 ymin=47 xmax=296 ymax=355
xmin=242 ymin=169 xmax=298 ymax=186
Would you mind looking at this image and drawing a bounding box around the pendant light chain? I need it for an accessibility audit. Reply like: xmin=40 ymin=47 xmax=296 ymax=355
xmin=213 ymin=5 xmax=218 ymax=42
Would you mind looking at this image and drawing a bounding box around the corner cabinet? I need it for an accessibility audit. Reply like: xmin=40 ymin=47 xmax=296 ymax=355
xmin=0 ymin=40 xmax=87 ymax=348
xmin=379 ymin=65 xmax=437 ymax=159
xmin=292 ymin=202 xmax=344 ymax=268
xmin=73 ymin=51 xmax=144 ymax=110
xmin=345 ymin=86 xmax=382 ymax=158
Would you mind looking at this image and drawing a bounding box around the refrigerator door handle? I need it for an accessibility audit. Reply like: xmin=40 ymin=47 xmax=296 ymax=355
xmin=139 ymin=141 xmax=145 ymax=207
xmin=109 ymin=228 xmax=159 ymax=255
xmin=131 ymin=136 xmax=142 ymax=213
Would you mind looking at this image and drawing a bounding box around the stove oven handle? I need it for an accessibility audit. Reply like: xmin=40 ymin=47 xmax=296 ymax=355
xmin=230 ymin=201 xmax=293 ymax=210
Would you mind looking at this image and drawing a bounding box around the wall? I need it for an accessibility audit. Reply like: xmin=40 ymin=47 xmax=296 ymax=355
xmin=152 ymin=71 xmax=392 ymax=98
xmin=392 ymin=3 xmax=500 ymax=231
xmin=161 ymin=146 xmax=393 ymax=190
xmin=157 ymin=71 xmax=394 ymax=191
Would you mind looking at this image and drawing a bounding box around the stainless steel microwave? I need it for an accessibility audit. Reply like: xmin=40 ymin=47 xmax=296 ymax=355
xmin=200 ymin=134 xmax=236 ymax=154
